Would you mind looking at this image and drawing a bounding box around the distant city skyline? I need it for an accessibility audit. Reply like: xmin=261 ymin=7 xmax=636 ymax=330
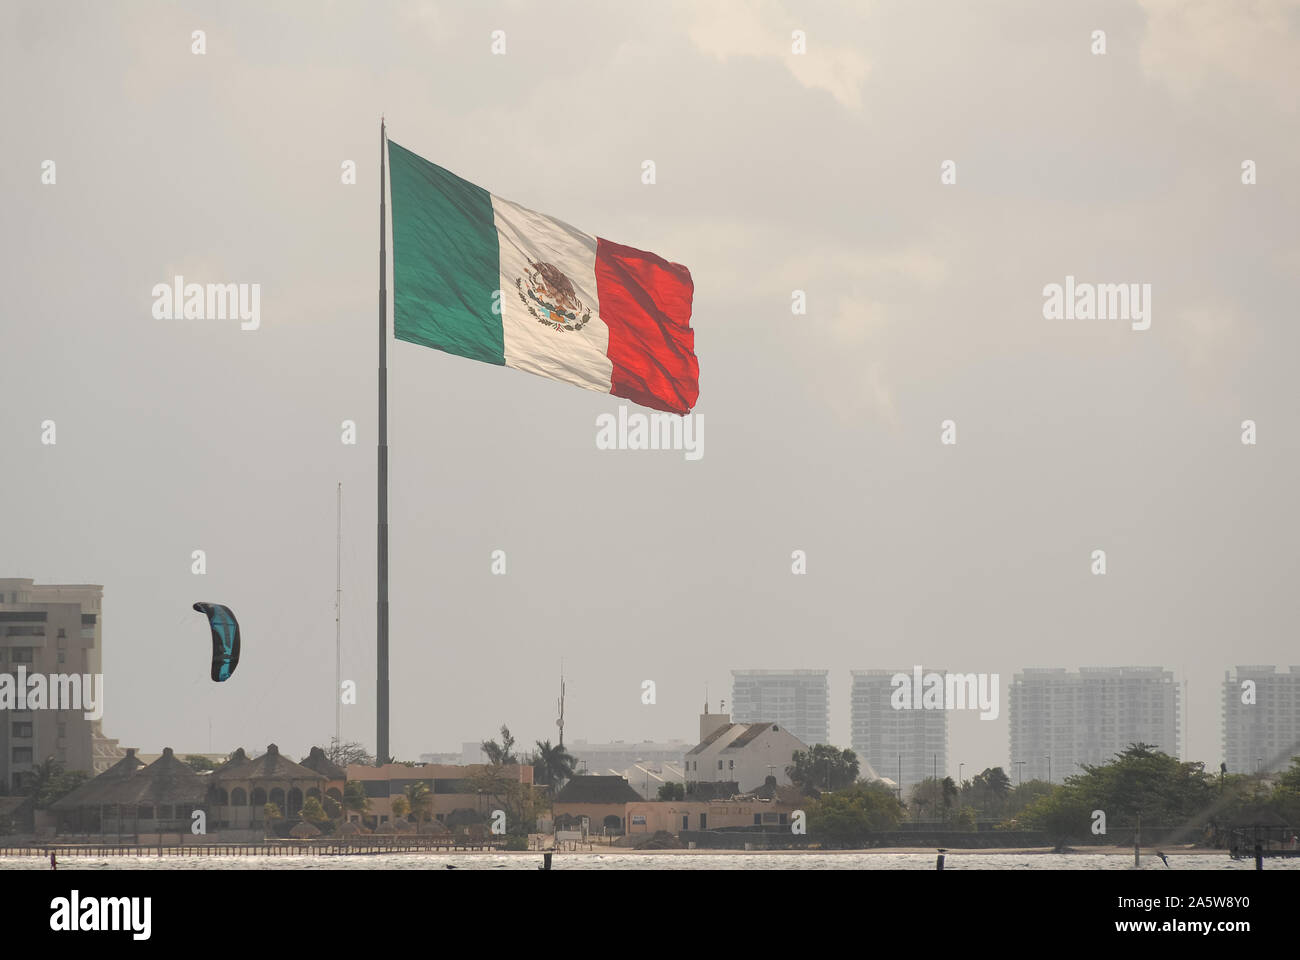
xmin=7 ymin=569 xmax=1283 ymax=789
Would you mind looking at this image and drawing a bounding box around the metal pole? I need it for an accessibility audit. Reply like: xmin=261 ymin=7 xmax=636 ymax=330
xmin=376 ymin=117 xmax=390 ymax=765
xmin=336 ymin=481 xmax=342 ymax=747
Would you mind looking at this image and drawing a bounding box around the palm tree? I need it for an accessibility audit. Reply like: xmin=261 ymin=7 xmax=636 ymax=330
xmin=24 ymin=756 xmax=61 ymax=802
xmin=404 ymin=781 xmax=433 ymax=823
xmin=342 ymin=779 xmax=370 ymax=825
xmin=532 ymin=740 xmax=577 ymax=788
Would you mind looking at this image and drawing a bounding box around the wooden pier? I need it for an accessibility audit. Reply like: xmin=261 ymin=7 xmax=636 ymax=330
xmin=0 ymin=837 xmax=515 ymax=858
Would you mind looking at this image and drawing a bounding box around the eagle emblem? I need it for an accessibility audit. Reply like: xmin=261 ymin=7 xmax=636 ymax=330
xmin=517 ymin=259 xmax=591 ymax=332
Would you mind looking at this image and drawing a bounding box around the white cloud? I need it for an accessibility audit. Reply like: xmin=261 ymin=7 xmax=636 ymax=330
xmin=684 ymin=0 xmax=869 ymax=109
xmin=1138 ymin=0 xmax=1300 ymax=115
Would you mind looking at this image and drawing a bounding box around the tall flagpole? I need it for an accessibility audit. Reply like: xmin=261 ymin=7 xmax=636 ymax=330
xmin=377 ymin=116 xmax=390 ymax=765
xmin=336 ymin=480 xmax=342 ymax=749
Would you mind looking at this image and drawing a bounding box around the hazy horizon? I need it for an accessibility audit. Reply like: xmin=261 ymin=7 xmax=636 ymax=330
xmin=3 ymin=0 xmax=1298 ymax=777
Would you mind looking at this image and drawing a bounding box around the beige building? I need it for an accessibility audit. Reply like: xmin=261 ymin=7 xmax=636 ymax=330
xmin=346 ymin=761 xmax=536 ymax=828
xmin=553 ymin=774 xmax=802 ymax=837
xmin=553 ymin=775 xmax=643 ymax=834
xmin=210 ymin=744 xmax=327 ymax=829
xmin=0 ymin=579 xmax=109 ymax=791
xmin=624 ymin=796 xmax=799 ymax=835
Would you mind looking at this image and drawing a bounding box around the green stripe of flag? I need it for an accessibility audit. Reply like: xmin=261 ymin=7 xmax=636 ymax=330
xmin=388 ymin=140 xmax=504 ymax=365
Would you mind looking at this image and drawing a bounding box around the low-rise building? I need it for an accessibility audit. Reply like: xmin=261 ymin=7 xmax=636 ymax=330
xmin=209 ymin=744 xmax=327 ymax=829
xmin=553 ymin=775 xmax=643 ymax=834
xmin=683 ymin=712 xmax=807 ymax=793
xmin=345 ymin=761 xmax=536 ymax=828
xmin=625 ymin=796 xmax=800 ymax=835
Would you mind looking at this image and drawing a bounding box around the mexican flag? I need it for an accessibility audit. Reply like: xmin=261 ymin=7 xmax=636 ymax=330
xmin=388 ymin=140 xmax=700 ymax=415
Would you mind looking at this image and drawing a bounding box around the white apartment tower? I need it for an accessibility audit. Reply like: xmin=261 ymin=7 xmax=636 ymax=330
xmin=1009 ymin=666 xmax=1180 ymax=784
xmin=730 ymin=670 xmax=829 ymax=746
xmin=850 ymin=669 xmax=948 ymax=795
xmin=1222 ymin=666 xmax=1300 ymax=775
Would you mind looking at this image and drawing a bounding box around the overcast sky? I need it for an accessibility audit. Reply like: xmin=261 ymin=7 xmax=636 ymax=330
xmin=2 ymin=0 xmax=1297 ymax=775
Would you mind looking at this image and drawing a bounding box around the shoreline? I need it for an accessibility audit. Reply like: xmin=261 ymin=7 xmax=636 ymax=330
xmin=1 ymin=843 xmax=1222 ymax=858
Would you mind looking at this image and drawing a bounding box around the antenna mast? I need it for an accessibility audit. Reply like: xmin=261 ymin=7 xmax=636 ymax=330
xmin=556 ymin=660 xmax=566 ymax=748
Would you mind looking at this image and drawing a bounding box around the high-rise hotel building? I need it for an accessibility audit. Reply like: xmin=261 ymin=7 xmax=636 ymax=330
xmin=730 ymin=670 xmax=829 ymax=747
xmin=850 ymin=669 xmax=946 ymax=794
xmin=0 ymin=579 xmax=114 ymax=791
xmin=1009 ymin=666 xmax=1180 ymax=783
xmin=1222 ymin=666 xmax=1300 ymax=775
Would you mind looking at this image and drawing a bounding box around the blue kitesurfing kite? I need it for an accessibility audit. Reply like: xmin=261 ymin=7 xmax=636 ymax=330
xmin=193 ymin=602 xmax=241 ymax=682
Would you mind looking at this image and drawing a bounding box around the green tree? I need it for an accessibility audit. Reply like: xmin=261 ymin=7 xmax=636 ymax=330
xmin=34 ymin=769 xmax=90 ymax=810
xmin=301 ymin=796 xmax=327 ymax=822
xmin=342 ymin=780 xmax=370 ymax=820
xmin=1278 ymin=757 xmax=1300 ymax=793
xmin=465 ymin=764 xmax=544 ymax=836
xmin=184 ymin=755 xmax=218 ymax=772
xmin=941 ymin=776 xmax=959 ymax=820
xmin=404 ymin=781 xmax=433 ymax=822
xmin=24 ymin=758 xmax=90 ymax=810
xmin=531 ymin=740 xmax=577 ymax=787
xmin=810 ymin=781 xmax=904 ymax=848
xmin=1002 ymin=779 xmax=1055 ymax=820
xmin=908 ymin=778 xmax=945 ymax=820
xmin=481 ymin=726 xmax=518 ymax=766
xmin=1014 ymin=744 xmax=1218 ymax=840
xmin=657 ymin=782 xmax=685 ymax=801
xmin=787 ymin=745 xmax=860 ymax=793
xmin=390 ymin=795 xmax=410 ymax=819
xmin=23 ymin=757 xmax=61 ymax=802
xmin=264 ymin=802 xmax=282 ymax=823
xmin=963 ymin=767 xmax=1013 ymax=817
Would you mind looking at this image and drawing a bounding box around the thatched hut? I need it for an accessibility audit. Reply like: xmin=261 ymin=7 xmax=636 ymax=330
xmin=289 ymin=820 xmax=321 ymax=839
xmin=51 ymin=747 xmax=206 ymax=836
xmin=299 ymin=746 xmax=347 ymax=806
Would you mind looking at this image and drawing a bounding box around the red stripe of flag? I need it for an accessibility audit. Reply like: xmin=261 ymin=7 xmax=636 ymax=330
xmin=594 ymin=238 xmax=699 ymax=415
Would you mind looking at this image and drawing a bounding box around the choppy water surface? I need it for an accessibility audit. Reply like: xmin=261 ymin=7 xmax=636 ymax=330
xmin=3 ymin=852 xmax=1294 ymax=870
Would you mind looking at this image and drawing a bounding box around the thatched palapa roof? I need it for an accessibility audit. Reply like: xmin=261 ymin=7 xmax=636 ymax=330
xmin=212 ymin=744 xmax=326 ymax=785
xmin=52 ymin=748 xmax=206 ymax=810
xmin=300 ymin=746 xmax=346 ymax=781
